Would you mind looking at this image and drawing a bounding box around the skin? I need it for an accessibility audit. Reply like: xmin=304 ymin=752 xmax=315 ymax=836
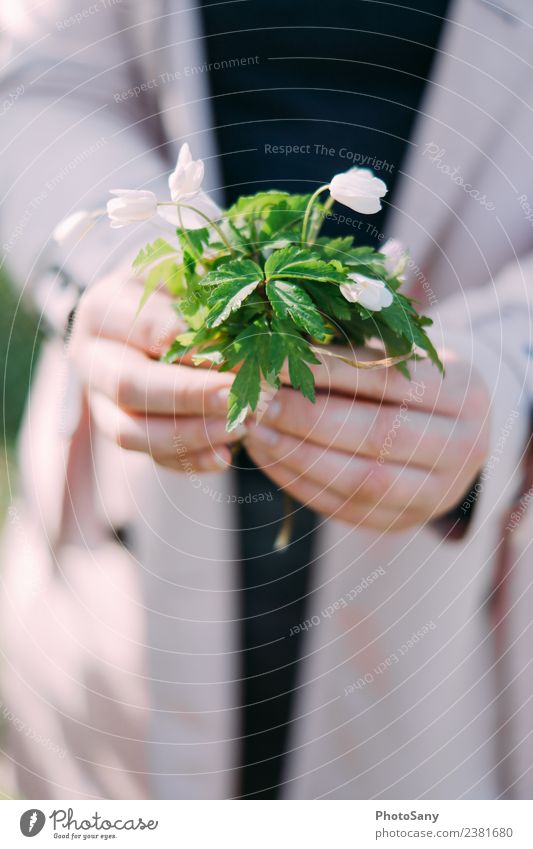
xmin=72 ymin=272 xmax=491 ymax=531
xmin=71 ymin=270 xmax=244 ymax=473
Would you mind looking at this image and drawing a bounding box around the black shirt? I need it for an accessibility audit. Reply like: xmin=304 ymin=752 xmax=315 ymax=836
xmin=199 ymin=0 xmax=449 ymax=798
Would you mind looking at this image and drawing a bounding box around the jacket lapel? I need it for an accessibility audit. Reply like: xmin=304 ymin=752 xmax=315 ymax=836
xmin=387 ymin=0 xmax=529 ymax=275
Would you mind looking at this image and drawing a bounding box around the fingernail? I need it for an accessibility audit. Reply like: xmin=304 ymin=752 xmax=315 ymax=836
xmin=262 ymin=399 xmax=281 ymax=421
xmin=233 ymin=424 xmax=248 ymax=440
xmin=248 ymin=424 xmax=279 ymax=446
xmin=211 ymin=387 xmax=231 ymax=414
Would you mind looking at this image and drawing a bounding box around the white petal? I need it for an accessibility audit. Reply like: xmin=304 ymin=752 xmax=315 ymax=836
xmin=169 ymin=143 xmax=205 ymax=201
xmin=158 ymin=191 xmax=221 ymax=230
xmin=109 ymin=189 xmax=155 ymax=200
xmin=339 ymin=282 xmax=361 ymax=303
xmin=382 ymin=238 xmax=407 ymax=277
xmin=341 ymin=273 xmax=393 ymax=312
xmin=379 ymin=287 xmax=394 ymax=308
xmin=329 ymin=167 xmax=387 ymax=215
xmin=358 ymin=285 xmax=383 ymax=311
xmin=177 ymin=142 xmax=192 ymax=169
xmin=106 ymin=190 xmax=157 ymax=227
xmin=52 ymin=210 xmax=94 ymax=243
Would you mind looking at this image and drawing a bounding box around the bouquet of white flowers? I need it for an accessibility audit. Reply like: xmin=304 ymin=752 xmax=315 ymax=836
xmin=56 ymin=143 xmax=442 ymax=433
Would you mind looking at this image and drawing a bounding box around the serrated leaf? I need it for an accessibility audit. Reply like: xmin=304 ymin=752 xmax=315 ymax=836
xmin=137 ymin=258 xmax=185 ymax=312
xmin=161 ymin=339 xmax=191 ymax=364
xmin=266 ymin=279 xmax=328 ymax=340
xmin=270 ymin=318 xmax=320 ymax=402
xmin=301 ymin=280 xmax=352 ymax=322
xmin=378 ymin=296 xmax=442 ymax=372
xmin=226 ymin=191 xmax=291 ymax=222
xmin=226 ymin=355 xmax=261 ymax=431
xmin=207 ymin=279 xmax=261 ymax=327
xmin=260 ymin=195 xmax=311 ymax=239
xmin=176 ymin=227 xmax=210 ymax=256
xmin=314 ymin=235 xmax=354 ymax=260
xmin=162 ymin=325 xmax=227 ymax=364
xmin=287 ymin=351 xmax=316 ymax=401
xmin=200 ymin=258 xmax=263 ymax=288
xmin=132 ymin=238 xmax=176 ymax=274
xmin=265 ymin=245 xmax=347 ymax=284
xmin=344 ymin=246 xmax=387 ymax=276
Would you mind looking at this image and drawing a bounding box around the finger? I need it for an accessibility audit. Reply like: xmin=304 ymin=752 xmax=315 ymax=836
xmin=157 ymin=445 xmax=233 ymax=473
xmin=245 ymin=446 xmax=424 ymax=531
xmin=78 ymin=337 xmax=234 ymax=416
xmin=257 ymin=388 xmax=463 ymax=471
xmin=245 ymin=424 xmax=444 ymax=515
xmin=90 ymin=392 xmax=245 ymax=458
xmin=279 ymin=344 xmax=465 ymax=417
xmin=79 ymin=274 xmax=185 ymax=358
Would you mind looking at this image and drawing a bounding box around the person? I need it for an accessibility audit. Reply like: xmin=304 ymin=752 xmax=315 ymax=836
xmin=0 ymin=0 xmax=532 ymax=799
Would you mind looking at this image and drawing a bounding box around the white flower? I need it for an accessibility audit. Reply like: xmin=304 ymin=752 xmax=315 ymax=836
xmin=158 ymin=191 xmax=222 ymax=230
xmin=329 ymin=167 xmax=387 ymax=215
xmin=169 ymin=143 xmax=205 ymax=202
xmin=340 ymin=273 xmax=393 ymax=311
xmin=107 ymin=189 xmax=157 ymax=228
xmin=52 ymin=210 xmax=94 ymax=244
xmin=382 ymin=238 xmax=408 ymax=278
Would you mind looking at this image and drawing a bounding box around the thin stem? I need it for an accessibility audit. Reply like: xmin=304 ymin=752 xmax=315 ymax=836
xmin=177 ymin=204 xmax=201 ymax=260
xmin=159 ymin=201 xmax=235 ymax=255
xmin=301 ymin=184 xmax=330 ymax=245
xmin=308 ymin=195 xmax=334 ymax=244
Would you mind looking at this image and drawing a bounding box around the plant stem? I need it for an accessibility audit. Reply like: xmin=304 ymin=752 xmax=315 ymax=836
xmin=273 ymin=493 xmax=294 ymax=552
xmin=301 ymin=184 xmax=330 ymax=245
xmin=308 ymin=195 xmax=334 ymax=244
xmin=177 ymin=202 xmax=235 ymax=254
xmin=177 ymin=205 xmax=201 ymax=260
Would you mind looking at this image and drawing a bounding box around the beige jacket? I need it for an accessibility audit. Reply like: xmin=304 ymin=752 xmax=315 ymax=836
xmin=0 ymin=0 xmax=532 ymax=799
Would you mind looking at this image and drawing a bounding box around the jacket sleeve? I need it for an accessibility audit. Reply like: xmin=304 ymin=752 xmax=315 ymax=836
xmin=433 ymin=253 xmax=533 ymax=403
xmin=0 ymin=0 xmax=171 ymax=322
xmin=429 ymin=253 xmax=533 ymax=536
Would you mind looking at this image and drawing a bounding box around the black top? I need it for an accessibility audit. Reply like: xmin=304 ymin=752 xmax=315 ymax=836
xmin=199 ymin=0 xmax=449 ymax=798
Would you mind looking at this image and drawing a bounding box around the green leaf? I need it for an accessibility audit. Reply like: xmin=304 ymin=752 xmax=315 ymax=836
xmin=227 ymin=355 xmax=261 ymax=431
xmin=265 ymin=246 xmax=347 ymax=284
xmin=226 ymin=191 xmax=292 ymax=221
xmin=206 ymin=280 xmax=261 ymax=327
xmin=138 ymin=258 xmax=185 ymax=311
xmin=300 ymin=279 xmax=351 ymax=322
xmin=176 ymin=227 xmax=210 ymax=256
xmin=378 ymin=295 xmax=443 ymax=372
xmin=344 ymin=246 xmax=387 ymax=276
xmin=132 ymin=238 xmax=177 ymax=274
xmin=260 ymin=195 xmax=312 ymax=238
xmin=161 ymin=338 xmax=191 ymax=364
xmin=314 ymin=235 xmax=354 ymax=261
xmin=266 ymin=279 xmax=328 ymax=340
xmin=199 ymin=259 xmax=264 ymax=288
xmin=270 ymin=318 xmax=320 ymax=402
xmin=200 ymin=259 xmax=264 ymax=327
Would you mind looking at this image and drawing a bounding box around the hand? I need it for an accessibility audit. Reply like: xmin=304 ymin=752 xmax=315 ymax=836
xmin=244 ymin=347 xmax=491 ymax=530
xmin=70 ymin=268 xmax=243 ymax=472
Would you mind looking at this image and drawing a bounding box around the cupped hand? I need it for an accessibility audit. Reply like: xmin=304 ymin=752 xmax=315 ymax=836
xmin=244 ymin=347 xmax=491 ymax=531
xmin=70 ymin=268 xmax=243 ymax=472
